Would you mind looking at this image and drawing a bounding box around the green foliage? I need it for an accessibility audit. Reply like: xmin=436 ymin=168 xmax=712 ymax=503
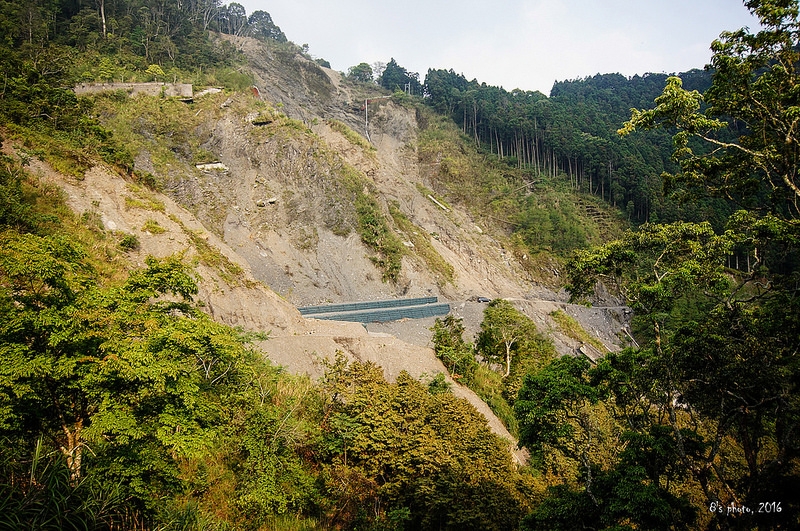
xmin=0 ymin=150 xmax=40 ymax=233
xmin=379 ymin=58 xmax=422 ymax=95
xmin=0 ymin=223 xmax=311 ymax=527
xmin=118 ymin=232 xmax=140 ymax=251
xmin=346 ymin=62 xmax=374 ymax=84
xmin=431 ymin=315 xmax=477 ymax=379
xmin=516 ymin=355 xmax=698 ymax=530
xmin=523 ymin=426 xmax=697 ymax=531
xmin=0 ymin=235 xmax=241 ymax=506
xmin=619 ymin=24 xmax=800 ymax=221
xmin=209 ymin=67 xmax=256 ymax=91
xmin=537 ymin=3 xmax=800 ymax=527
xmin=318 ymin=356 xmax=533 ymax=530
xmin=566 ymin=221 xmax=731 ymax=311
xmin=477 ymin=299 xmax=551 ymax=378
xmin=549 ymin=309 xmax=607 ymax=352
xmin=426 ymin=372 xmax=451 ymax=395
xmin=145 ymin=63 xmax=165 ymax=81
xmin=515 ymin=356 xmax=599 ymax=460
xmin=0 ymin=160 xmax=546 ymax=529
xmin=0 ymin=37 xmax=133 ymax=176
xmin=563 ymin=219 xmax=800 ymax=527
xmin=142 ymin=218 xmax=167 ymax=234
xmin=235 ymin=379 xmax=319 ymax=523
xmin=247 ymin=10 xmax=287 ymax=42
xmin=16 ymin=0 xmax=800 ymax=527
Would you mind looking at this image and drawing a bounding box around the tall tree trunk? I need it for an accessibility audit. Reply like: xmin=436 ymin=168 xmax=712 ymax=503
xmin=98 ymin=0 xmax=107 ymax=37
xmin=473 ymin=101 xmax=479 ymax=146
xmin=504 ymin=342 xmax=512 ymax=377
xmin=60 ymin=417 xmax=84 ymax=484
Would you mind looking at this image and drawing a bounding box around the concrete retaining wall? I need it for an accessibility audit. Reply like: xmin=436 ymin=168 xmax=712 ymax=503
xmin=305 ymin=303 xmax=451 ymax=324
xmin=298 ymin=297 xmax=450 ymax=323
xmin=298 ymin=296 xmax=439 ymax=316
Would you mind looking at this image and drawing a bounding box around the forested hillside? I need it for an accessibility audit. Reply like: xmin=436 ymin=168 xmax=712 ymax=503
xmin=522 ymin=2 xmax=800 ymax=529
xmin=1 ymin=0 xmax=799 ymax=529
xmin=423 ymin=68 xmax=731 ymax=227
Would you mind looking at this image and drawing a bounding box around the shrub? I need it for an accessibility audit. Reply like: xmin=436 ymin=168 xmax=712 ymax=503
xmin=119 ymin=232 xmax=140 ymax=251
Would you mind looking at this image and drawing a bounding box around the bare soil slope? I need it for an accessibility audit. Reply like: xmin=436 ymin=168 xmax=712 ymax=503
xmin=193 ymin=35 xmax=630 ymax=355
xmin=20 ymin=35 xmax=629 ymax=461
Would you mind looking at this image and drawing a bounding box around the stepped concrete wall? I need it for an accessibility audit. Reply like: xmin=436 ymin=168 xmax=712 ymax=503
xmin=306 ymin=303 xmax=451 ymax=324
xmin=298 ymin=297 xmax=449 ymax=323
xmin=298 ymin=296 xmax=439 ymax=316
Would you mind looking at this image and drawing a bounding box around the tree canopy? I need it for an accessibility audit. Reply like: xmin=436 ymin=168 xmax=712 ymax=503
xmin=380 ymin=58 xmax=423 ymax=95
xmin=516 ymin=2 xmax=800 ymax=529
xmin=347 ymin=61 xmax=373 ymax=83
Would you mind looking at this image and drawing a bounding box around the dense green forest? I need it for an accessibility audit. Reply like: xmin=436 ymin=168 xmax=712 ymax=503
xmin=422 ymin=66 xmax=736 ymax=227
xmin=2 ymin=0 xmax=800 ymax=529
xmin=533 ymin=1 xmax=800 ymax=529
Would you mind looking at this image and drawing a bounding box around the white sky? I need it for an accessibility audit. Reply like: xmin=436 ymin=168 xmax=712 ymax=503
xmin=238 ymin=0 xmax=761 ymax=95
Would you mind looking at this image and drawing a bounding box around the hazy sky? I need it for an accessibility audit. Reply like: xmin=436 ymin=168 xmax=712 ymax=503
xmin=238 ymin=0 xmax=760 ymax=95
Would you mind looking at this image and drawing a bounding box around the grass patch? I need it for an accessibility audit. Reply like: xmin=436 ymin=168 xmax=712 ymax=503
xmin=464 ymin=365 xmax=519 ymax=437
xmin=326 ymin=119 xmax=375 ymax=153
xmin=142 ymin=219 xmax=167 ymax=234
xmin=389 ymin=202 xmax=454 ymax=285
xmin=354 ymin=192 xmax=404 ymax=283
xmin=549 ymin=309 xmax=607 ymax=352
xmin=169 ymin=214 xmax=249 ymax=287
xmin=124 ymin=183 xmax=165 ymax=211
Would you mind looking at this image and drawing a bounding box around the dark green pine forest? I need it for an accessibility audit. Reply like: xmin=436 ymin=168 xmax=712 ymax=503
xmin=1 ymin=0 xmax=799 ymax=529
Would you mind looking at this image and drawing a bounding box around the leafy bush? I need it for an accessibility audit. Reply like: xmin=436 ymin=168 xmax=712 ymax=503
xmin=355 ymin=193 xmax=404 ymax=282
xmin=118 ymin=232 xmax=140 ymax=250
xmin=0 ymin=439 xmax=133 ymax=530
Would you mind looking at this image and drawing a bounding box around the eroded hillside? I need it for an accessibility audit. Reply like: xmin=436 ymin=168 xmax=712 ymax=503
xmin=92 ymin=34 xmax=628 ymax=347
xmin=34 ymin=35 xmax=632 ymax=455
